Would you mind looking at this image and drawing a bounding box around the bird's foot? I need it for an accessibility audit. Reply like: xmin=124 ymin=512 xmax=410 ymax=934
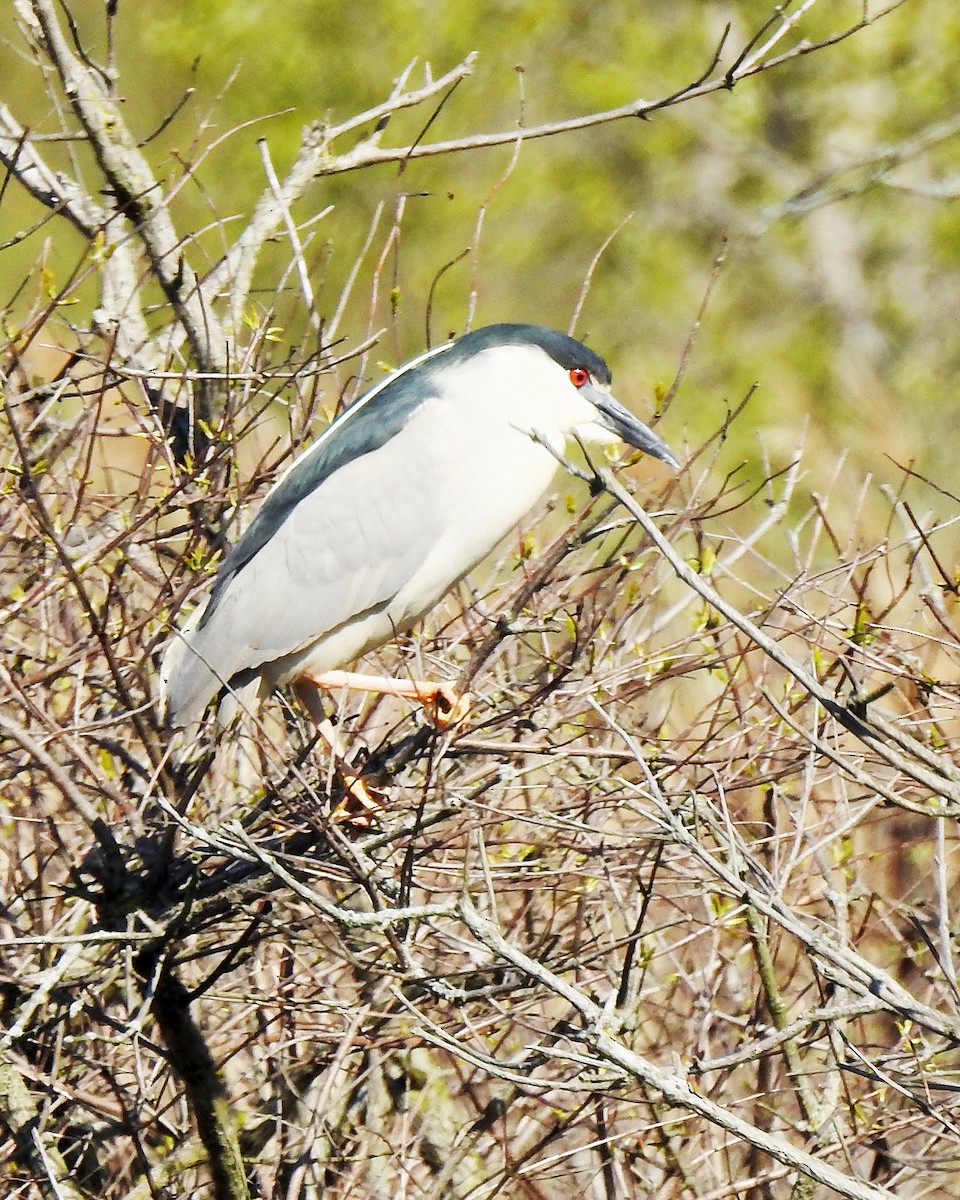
xmin=332 ymin=764 xmax=384 ymax=828
xmin=421 ymin=683 xmax=472 ymax=729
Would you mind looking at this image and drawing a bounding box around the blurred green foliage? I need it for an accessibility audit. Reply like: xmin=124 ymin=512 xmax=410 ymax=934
xmin=3 ymin=0 xmax=960 ymax=484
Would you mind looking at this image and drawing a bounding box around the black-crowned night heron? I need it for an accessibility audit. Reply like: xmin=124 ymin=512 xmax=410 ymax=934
xmin=159 ymin=323 xmax=678 ymax=743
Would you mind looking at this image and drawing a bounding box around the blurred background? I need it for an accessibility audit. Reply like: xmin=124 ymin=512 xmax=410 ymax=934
xmin=3 ymin=0 xmax=959 ymax=493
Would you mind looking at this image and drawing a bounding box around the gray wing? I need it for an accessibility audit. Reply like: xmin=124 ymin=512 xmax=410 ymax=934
xmin=161 ymin=421 xmax=444 ymax=726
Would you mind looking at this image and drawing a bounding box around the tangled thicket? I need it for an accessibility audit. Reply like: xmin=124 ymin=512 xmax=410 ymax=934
xmin=3 ymin=3 xmax=960 ymax=1199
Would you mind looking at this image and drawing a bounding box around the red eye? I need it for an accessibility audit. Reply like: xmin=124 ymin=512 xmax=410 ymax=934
xmin=569 ymin=366 xmax=590 ymax=388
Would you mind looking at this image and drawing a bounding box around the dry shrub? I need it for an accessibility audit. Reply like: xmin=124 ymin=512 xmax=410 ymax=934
xmin=3 ymin=4 xmax=959 ymax=1198
xmin=5 ymin=357 xmax=960 ymax=1198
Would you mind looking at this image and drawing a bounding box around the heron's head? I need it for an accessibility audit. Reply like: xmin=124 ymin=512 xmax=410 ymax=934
xmin=428 ymin=323 xmax=680 ymax=468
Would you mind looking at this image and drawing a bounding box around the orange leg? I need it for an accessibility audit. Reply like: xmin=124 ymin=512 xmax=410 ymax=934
xmin=293 ymin=672 xmax=471 ymax=824
xmin=299 ymin=668 xmax=472 ymax=729
xmin=292 ymin=680 xmax=382 ymax=823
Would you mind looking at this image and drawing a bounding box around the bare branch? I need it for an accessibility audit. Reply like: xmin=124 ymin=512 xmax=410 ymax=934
xmin=20 ymin=0 xmax=227 ymax=378
xmin=459 ymin=893 xmax=896 ymax=1200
